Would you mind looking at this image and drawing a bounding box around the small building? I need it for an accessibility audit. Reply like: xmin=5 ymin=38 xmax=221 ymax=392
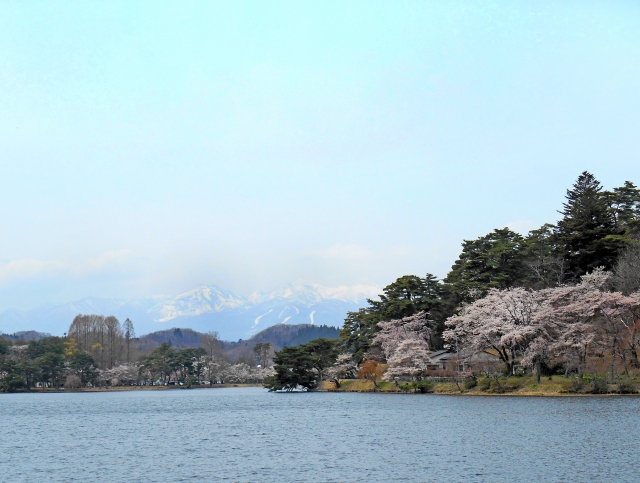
xmin=425 ymin=349 xmax=501 ymax=372
xmin=458 ymin=349 xmax=501 ymax=372
xmin=426 ymin=350 xmax=456 ymax=370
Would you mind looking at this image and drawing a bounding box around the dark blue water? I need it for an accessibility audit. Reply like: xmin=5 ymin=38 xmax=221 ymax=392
xmin=1 ymin=388 xmax=638 ymax=482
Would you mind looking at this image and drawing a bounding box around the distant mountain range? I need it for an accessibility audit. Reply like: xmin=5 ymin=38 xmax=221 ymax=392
xmin=0 ymin=283 xmax=379 ymax=341
xmin=133 ymin=323 xmax=340 ymax=354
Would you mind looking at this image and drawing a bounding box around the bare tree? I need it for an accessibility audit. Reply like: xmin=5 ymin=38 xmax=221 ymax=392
xmin=123 ymin=318 xmax=135 ymax=363
xmin=200 ymin=332 xmax=225 ymax=384
xmin=200 ymin=331 xmax=221 ymax=358
xmin=613 ymin=238 xmax=640 ymax=295
xmin=68 ymin=314 xmax=123 ymax=369
xmin=105 ymin=316 xmax=123 ymax=369
xmin=252 ymin=342 xmax=274 ymax=367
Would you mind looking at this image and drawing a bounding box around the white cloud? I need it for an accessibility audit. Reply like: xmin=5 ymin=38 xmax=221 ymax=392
xmin=0 ymin=258 xmax=66 ymax=282
xmin=0 ymin=249 xmax=135 ymax=284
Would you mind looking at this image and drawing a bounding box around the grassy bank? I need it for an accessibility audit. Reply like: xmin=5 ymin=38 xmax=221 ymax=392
xmin=323 ymin=376 xmax=640 ymax=396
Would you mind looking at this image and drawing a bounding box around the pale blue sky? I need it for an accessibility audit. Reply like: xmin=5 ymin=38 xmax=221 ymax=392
xmin=1 ymin=1 xmax=639 ymax=310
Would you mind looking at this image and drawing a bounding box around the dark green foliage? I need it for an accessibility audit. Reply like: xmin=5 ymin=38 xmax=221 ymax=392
xmin=26 ymin=337 xmax=66 ymax=389
xmin=137 ymin=343 xmax=207 ymax=384
xmin=27 ymin=337 xmax=65 ymax=359
xmin=444 ymin=228 xmax=526 ymax=305
xmin=341 ymin=172 xmax=640 ymax=361
xmin=590 ymin=378 xmax=609 ymax=394
xmin=0 ymin=336 xmax=7 ymax=355
xmin=138 ymin=342 xmax=175 ymax=382
xmin=555 ymin=171 xmax=624 ymax=279
xmin=478 ymin=378 xmax=491 ymax=391
xmin=616 ymin=381 xmax=636 ymax=394
xmin=369 ymin=274 xmax=443 ymax=320
xmin=617 ymin=381 xmax=638 ymax=394
xmin=266 ymin=338 xmax=339 ymax=391
xmin=398 ymin=380 xmax=433 ymax=393
xmin=339 ymin=308 xmax=383 ymax=363
xmin=463 ymin=377 xmax=477 ymax=389
xmin=603 ymin=181 xmax=640 ymax=233
xmin=340 ymin=274 xmax=444 ymax=361
xmin=35 ymin=352 xmax=66 ymax=388
xmin=266 ymin=345 xmax=316 ymax=391
xmin=173 ymin=347 xmax=207 ymax=385
xmin=521 ymin=224 xmax=567 ymax=288
xmin=0 ymin=336 xmax=75 ymax=392
xmin=302 ymin=338 xmax=339 ymax=380
xmin=68 ymin=351 xmax=98 ymax=384
xmin=135 ymin=328 xmax=203 ymax=351
xmin=2 ymin=369 xmax=27 ymax=392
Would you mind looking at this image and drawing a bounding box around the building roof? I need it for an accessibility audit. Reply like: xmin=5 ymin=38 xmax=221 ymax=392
xmin=428 ymin=350 xmax=454 ymax=362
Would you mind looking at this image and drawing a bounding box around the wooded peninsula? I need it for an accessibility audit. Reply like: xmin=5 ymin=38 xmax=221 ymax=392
xmin=265 ymin=171 xmax=640 ymax=395
xmin=2 ymin=171 xmax=640 ymax=396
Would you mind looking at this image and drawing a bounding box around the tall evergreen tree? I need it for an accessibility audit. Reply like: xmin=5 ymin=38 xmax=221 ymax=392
xmin=555 ymin=171 xmax=621 ymax=278
xmin=603 ymin=180 xmax=640 ymax=235
xmin=521 ymin=223 xmax=567 ymax=288
xmin=368 ymin=274 xmax=443 ymax=320
xmin=443 ymin=228 xmax=526 ymax=305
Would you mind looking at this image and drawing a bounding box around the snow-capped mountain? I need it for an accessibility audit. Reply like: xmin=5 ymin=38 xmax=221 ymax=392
xmin=154 ymin=285 xmax=246 ymax=322
xmin=0 ymin=283 xmax=380 ymax=341
xmin=246 ymin=283 xmax=379 ymax=306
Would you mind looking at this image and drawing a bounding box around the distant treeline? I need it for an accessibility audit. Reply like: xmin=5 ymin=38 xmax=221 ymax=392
xmin=0 ymin=320 xmax=338 ymax=392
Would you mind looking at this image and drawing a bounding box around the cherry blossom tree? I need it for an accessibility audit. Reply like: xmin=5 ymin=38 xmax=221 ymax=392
xmin=538 ymin=269 xmax=609 ymax=377
xmin=382 ymin=339 xmax=431 ymax=382
xmin=444 ymin=287 xmax=547 ymax=375
xmin=223 ymin=363 xmax=252 ymax=383
xmin=521 ymin=336 xmax=552 ymax=383
xmin=373 ymin=312 xmax=432 ymax=360
xmin=64 ymin=375 xmax=82 ymax=389
xmin=326 ymin=353 xmax=358 ymax=388
xmin=99 ymin=363 xmax=139 ymax=386
xmin=202 ymin=356 xmax=226 ymax=384
xmin=588 ymin=291 xmax=640 ymax=377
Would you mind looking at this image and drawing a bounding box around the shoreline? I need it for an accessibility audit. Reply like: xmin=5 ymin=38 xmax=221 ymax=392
xmin=321 ymin=377 xmax=640 ymax=397
xmin=4 ymin=383 xmax=263 ymax=394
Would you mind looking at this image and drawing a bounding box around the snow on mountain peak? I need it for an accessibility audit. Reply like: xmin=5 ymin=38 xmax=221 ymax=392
xmin=246 ymin=283 xmax=380 ymax=306
xmin=156 ymin=284 xmax=246 ymax=322
xmin=0 ymin=281 xmax=382 ymax=338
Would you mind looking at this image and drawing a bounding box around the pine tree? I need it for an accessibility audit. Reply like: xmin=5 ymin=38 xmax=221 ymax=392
xmin=555 ymin=171 xmax=621 ymax=278
xmin=443 ymin=228 xmax=526 ymax=305
xmin=603 ymin=180 xmax=640 ymax=235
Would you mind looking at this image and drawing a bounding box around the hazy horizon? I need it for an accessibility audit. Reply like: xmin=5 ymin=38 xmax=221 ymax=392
xmin=2 ymin=2 xmax=640 ymax=312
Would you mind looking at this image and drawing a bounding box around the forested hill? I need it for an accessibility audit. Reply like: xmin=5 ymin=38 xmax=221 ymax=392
xmin=0 ymin=330 xmax=51 ymax=342
xmin=223 ymin=324 xmax=340 ymax=350
xmin=134 ymin=328 xmax=203 ymax=351
xmin=134 ymin=324 xmax=339 ymax=353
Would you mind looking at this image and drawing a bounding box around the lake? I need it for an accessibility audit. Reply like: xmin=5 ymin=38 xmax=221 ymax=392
xmin=1 ymin=388 xmax=639 ymax=482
